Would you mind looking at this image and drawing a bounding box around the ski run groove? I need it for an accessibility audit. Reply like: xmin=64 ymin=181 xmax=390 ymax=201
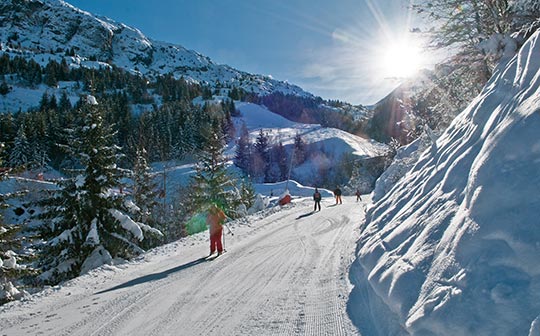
xmin=1 ymin=197 xmax=365 ymax=336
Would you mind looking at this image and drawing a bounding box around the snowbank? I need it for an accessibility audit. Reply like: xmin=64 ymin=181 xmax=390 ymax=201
xmin=350 ymin=29 xmax=540 ymax=335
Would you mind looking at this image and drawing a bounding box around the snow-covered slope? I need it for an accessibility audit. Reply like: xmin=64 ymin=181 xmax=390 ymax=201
xmin=230 ymin=102 xmax=389 ymax=188
xmin=235 ymin=102 xmax=387 ymax=158
xmin=349 ymin=29 xmax=540 ymax=335
xmin=0 ymin=197 xmax=364 ymax=335
xmin=0 ymin=0 xmax=309 ymax=97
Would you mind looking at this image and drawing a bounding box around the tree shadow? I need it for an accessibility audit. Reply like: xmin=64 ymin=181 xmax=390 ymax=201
xmin=95 ymin=257 xmax=207 ymax=294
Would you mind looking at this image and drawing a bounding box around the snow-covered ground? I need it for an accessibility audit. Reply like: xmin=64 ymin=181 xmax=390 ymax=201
xmin=349 ymin=29 xmax=540 ymax=335
xmin=234 ymin=102 xmax=387 ymax=158
xmin=0 ymin=196 xmax=366 ymax=335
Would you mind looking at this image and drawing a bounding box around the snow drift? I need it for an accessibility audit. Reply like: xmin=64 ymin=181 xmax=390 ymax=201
xmin=350 ymin=29 xmax=540 ymax=335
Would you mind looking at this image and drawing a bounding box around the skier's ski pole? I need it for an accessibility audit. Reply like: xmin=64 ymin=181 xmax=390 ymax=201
xmin=224 ymin=222 xmax=234 ymax=236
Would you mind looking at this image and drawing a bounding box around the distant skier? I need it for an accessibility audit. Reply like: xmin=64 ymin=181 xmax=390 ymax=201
xmin=334 ymin=187 xmax=342 ymax=205
xmin=313 ymin=188 xmax=322 ymax=212
xmin=355 ymin=189 xmax=362 ymax=202
xmin=207 ymin=203 xmax=226 ymax=257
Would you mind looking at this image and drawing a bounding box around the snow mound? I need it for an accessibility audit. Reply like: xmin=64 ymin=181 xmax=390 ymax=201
xmin=350 ymin=29 xmax=540 ymax=335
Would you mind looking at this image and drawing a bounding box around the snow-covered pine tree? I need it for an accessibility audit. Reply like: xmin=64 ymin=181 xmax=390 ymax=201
xmin=189 ymin=119 xmax=240 ymax=217
xmin=0 ymin=143 xmax=33 ymax=304
xmin=239 ymin=178 xmax=255 ymax=210
xmin=28 ymin=133 xmax=50 ymax=171
xmin=131 ymin=146 xmax=162 ymax=248
xmin=8 ymin=126 xmax=30 ymax=169
xmin=38 ymin=96 xmax=161 ymax=284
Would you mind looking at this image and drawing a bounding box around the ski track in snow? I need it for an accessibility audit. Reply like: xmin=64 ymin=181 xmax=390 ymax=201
xmin=1 ymin=197 xmax=364 ymax=336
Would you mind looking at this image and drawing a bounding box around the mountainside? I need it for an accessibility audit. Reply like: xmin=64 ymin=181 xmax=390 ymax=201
xmin=349 ymin=29 xmax=540 ymax=335
xmin=0 ymin=0 xmax=309 ymax=97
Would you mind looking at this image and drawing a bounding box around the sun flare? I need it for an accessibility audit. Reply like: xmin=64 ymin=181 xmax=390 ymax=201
xmin=380 ymin=41 xmax=424 ymax=78
xmin=376 ymin=38 xmax=426 ymax=79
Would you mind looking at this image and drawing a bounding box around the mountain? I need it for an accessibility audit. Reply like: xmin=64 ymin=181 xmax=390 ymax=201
xmin=366 ymin=72 xmax=432 ymax=144
xmin=349 ymin=28 xmax=540 ymax=335
xmin=0 ymin=0 xmax=310 ymax=99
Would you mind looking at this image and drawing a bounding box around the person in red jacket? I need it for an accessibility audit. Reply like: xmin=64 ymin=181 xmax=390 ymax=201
xmin=207 ymin=203 xmax=226 ymax=256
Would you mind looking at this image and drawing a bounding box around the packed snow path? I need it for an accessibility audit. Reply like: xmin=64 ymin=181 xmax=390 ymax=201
xmin=1 ymin=197 xmax=365 ymax=336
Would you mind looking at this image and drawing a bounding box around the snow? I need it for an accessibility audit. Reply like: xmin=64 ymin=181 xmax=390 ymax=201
xmin=80 ymin=246 xmax=112 ymax=275
xmin=349 ymin=29 xmax=540 ymax=335
xmin=109 ymin=209 xmax=144 ymax=241
xmin=85 ymin=219 xmax=99 ymax=245
xmin=0 ymin=196 xmax=366 ymax=335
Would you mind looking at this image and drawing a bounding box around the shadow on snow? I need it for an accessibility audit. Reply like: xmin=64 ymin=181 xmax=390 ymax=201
xmin=95 ymin=257 xmax=207 ymax=294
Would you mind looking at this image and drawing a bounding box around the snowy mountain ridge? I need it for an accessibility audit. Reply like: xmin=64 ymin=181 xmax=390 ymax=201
xmin=350 ymin=28 xmax=540 ymax=335
xmin=0 ymin=0 xmax=310 ymax=97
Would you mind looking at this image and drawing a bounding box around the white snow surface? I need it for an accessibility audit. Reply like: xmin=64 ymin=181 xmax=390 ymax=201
xmin=0 ymin=197 xmax=366 ymax=335
xmin=351 ymin=30 xmax=540 ymax=335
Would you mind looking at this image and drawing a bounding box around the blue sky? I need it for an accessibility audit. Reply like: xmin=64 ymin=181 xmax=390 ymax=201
xmin=66 ymin=0 xmax=425 ymax=105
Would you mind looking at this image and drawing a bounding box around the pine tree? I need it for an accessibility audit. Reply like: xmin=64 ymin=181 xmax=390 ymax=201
xmin=234 ymin=122 xmax=251 ymax=174
xmin=189 ymin=119 xmax=240 ymax=217
xmin=0 ymin=143 xmax=33 ymax=304
xmin=131 ymin=146 xmax=161 ymax=247
xmin=239 ymin=178 xmax=255 ymax=210
xmin=293 ymin=133 xmax=306 ymax=167
xmin=8 ymin=126 xmax=31 ymax=169
xmin=269 ymin=141 xmax=288 ymax=182
xmin=38 ymin=96 xmax=161 ymax=284
xmin=252 ymin=129 xmax=270 ymax=182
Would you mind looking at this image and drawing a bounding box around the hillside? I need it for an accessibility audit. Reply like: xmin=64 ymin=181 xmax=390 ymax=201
xmin=0 ymin=0 xmax=308 ymax=98
xmin=350 ymin=28 xmax=540 ymax=335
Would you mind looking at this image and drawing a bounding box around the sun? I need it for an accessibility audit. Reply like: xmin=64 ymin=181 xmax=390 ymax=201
xmin=381 ymin=42 xmax=424 ymax=78
xmin=376 ymin=38 xmax=426 ymax=79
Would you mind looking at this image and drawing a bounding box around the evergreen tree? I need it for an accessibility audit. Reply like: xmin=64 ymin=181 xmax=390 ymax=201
xmin=239 ymin=178 xmax=255 ymax=210
xmin=189 ymin=119 xmax=240 ymax=217
xmin=38 ymin=96 xmax=161 ymax=284
xmin=58 ymin=91 xmax=72 ymax=113
xmin=252 ymin=129 xmax=270 ymax=182
xmin=28 ymin=134 xmax=50 ymax=171
xmin=234 ymin=122 xmax=251 ymax=174
xmin=269 ymin=141 xmax=288 ymax=182
xmin=8 ymin=126 xmax=31 ymax=169
xmin=131 ymin=146 xmax=161 ymax=247
xmin=0 ymin=81 xmax=10 ymax=96
xmin=293 ymin=133 xmax=306 ymax=167
xmin=39 ymin=92 xmax=49 ymax=112
xmin=0 ymin=143 xmax=33 ymax=304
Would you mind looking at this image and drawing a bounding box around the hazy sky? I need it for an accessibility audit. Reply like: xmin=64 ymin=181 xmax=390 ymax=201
xmin=66 ymin=0 xmax=425 ymax=105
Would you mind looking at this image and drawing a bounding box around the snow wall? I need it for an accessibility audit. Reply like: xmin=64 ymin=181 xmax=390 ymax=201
xmin=349 ymin=29 xmax=540 ymax=335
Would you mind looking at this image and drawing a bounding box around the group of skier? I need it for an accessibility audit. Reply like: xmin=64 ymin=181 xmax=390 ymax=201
xmin=312 ymin=187 xmax=362 ymax=211
xmin=205 ymin=187 xmax=364 ymax=258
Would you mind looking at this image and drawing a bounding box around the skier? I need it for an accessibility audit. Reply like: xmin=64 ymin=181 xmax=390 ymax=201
xmin=207 ymin=203 xmax=226 ymax=257
xmin=355 ymin=189 xmax=362 ymax=202
xmin=313 ymin=188 xmax=322 ymax=212
xmin=334 ymin=186 xmax=342 ymax=205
